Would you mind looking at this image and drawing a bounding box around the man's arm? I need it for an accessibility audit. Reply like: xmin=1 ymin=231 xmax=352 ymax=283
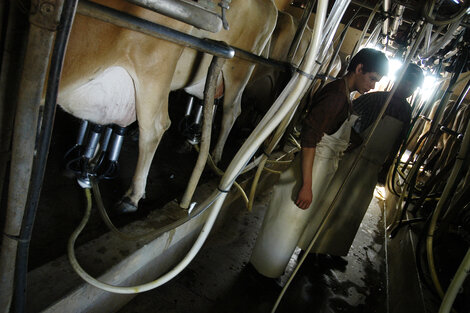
xmin=296 ymin=147 xmax=315 ymax=210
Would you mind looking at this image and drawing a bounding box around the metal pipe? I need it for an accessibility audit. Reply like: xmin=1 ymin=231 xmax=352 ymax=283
xmin=286 ymin=0 xmax=316 ymax=63
xmin=77 ymin=0 xmax=234 ymax=59
xmin=79 ymin=1 xmax=291 ymax=73
xmin=125 ymin=0 xmax=222 ymax=33
xmin=0 ymin=1 xmax=29 ymax=215
xmin=180 ymin=56 xmax=225 ymax=209
xmin=232 ymin=46 xmax=290 ymax=71
xmin=351 ymin=0 xmax=382 ymax=59
xmin=382 ymin=0 xmax=390 ymax=40
xmin=390 ymin=4 xmax=405 ymax=38
xmin=0 ymin=7 xmax=60 ymax=313
xmin=12 ymin=1 xmax=79 ymax=312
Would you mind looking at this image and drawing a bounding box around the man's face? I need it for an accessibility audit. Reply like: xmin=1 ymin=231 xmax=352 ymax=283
xmin=394 ymin=74 xmax=421 ymax=99
xmin=356 ymin=68 xmax=383 ymax=94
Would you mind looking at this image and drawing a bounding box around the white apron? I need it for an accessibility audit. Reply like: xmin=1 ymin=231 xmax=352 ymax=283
xmin=250 ymin=113 xmax=358 ymax=278
xmin=308 ymin=115 xmax=403 ymax=256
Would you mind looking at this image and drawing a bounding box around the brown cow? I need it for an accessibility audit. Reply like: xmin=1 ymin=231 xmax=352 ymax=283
xmin=58 ymin=0 xmax=278 ymax=212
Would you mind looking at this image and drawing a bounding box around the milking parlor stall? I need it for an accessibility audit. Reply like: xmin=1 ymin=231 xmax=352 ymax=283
xmin=2 ymin=0 xmax=470 ymax=312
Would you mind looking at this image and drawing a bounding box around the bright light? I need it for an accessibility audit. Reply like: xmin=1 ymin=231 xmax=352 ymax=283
xmin=372 ymin=58 xmax=402 ymax=92
xmin=420 ymin=75 xmax=438 ymax=100
xmin=386 ymin=59 xmax=403 ymax=82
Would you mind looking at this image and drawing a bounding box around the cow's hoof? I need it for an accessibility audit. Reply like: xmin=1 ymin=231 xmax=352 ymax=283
xmin=115 ymin=197 xmax=137 ymax=214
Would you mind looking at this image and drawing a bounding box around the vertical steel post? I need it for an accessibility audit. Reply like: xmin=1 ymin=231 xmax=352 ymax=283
xmin=0 ymin=1 xmax=66 ymax=312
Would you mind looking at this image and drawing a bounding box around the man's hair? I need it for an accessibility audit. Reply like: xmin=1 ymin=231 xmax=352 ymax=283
xmin=347 ymin=48 xmax=389 ymax=76
xmin=403 ymin=63 xmax=424 ymax=86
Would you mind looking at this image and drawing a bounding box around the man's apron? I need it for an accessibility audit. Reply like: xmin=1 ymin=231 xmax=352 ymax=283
xmin=307 ymin=115 xmax=404 ymax=256
xmin=250 ymin=114 xmax=358 ymax=278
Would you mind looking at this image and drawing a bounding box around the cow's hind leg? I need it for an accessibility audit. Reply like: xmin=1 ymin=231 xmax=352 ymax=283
xmin=116 ymin=93 xmax=171 ymax=213
xmin=212 ymin=63 xmax=255 ymax=164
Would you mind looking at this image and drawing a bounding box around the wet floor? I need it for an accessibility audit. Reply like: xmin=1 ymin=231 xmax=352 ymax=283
xmin=117 ymin=188 xmax=387 ymax=313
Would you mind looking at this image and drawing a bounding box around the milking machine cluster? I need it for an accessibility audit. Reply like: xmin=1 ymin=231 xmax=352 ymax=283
xmin=178 ymin=94 xmax=220 ymax=145
xmin=64 ymin=120 xmax=127 ymax=188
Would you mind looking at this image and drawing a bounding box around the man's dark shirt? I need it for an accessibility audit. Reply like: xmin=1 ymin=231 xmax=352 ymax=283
xmin=352 ymin=91 xmax=412 ymax=141
xmin=301 ymin=79 xmax=350 ymax=148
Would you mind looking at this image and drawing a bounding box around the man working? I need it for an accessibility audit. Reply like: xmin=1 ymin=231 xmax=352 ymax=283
xmin=299 ymin=63 xmax=424 ymax=257
xmin=250 ymin=48 xmax=389 ymax=278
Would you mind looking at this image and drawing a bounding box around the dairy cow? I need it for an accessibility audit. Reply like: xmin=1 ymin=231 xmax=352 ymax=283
xmin=58 ymin=0 xmax=278 ymax=212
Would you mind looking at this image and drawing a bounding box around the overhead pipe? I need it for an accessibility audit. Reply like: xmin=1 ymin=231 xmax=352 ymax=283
xmin=0 ymin=0 xmax=68 ymax=311
xmin=422 ymin=23 xmax=433 ymax=55
xmin=77 ymin=0 xmax=234 ymax=59
xmin=77 ymin=0 xmax=292 ymax=71
xmin=180 ymin=56 xmax=226 ymax=209
xmin=390 ymin=4 xmax=404 ymax=38
xmin=67 ymin=0 xmax=329 ymax=295
xmin=382 ymin=0 xmax=390 ymax=42
xmin=124 ymin=0 xmax=223 ymax=33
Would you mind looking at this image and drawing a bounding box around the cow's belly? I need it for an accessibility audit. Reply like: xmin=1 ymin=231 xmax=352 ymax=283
xmin=58 ymin=66 xmax=136 ymax=127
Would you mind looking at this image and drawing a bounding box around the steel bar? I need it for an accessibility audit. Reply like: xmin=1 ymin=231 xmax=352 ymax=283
xmin=77 ymin=0 xmax=234 ymax=59
xmin=0 ymin=0 xmax=65 ymax=310
xmin=125 ymin=0 xmax=222 ymax=33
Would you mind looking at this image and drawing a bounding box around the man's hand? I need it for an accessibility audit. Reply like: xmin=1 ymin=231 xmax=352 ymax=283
xmin=296 ymin=184 xmax=312 ymax=210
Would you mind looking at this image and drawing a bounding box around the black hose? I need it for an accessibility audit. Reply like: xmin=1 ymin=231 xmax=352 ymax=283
xmin=12 ymin=1 xmax=78 ymax=312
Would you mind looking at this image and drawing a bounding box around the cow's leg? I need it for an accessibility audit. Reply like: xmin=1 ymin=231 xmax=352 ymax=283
xmin=212 ymin=63 xmax=255 ymax=164
xmin=117 ymin=89 xmax=171 ymax=213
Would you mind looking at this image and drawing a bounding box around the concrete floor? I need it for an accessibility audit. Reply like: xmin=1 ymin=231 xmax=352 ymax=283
xmin=117 ymin=188 xmax=388 ymax=313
